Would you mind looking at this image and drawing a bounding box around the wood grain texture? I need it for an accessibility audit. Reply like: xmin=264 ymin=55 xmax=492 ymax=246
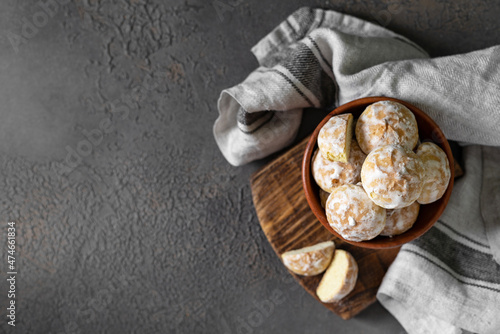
xmin=250 ymin=136 xmax=400 ymax=320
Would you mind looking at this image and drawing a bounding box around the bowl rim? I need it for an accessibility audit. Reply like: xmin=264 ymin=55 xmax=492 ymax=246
xmin=302 ymin=96 xmax=455 ymax=249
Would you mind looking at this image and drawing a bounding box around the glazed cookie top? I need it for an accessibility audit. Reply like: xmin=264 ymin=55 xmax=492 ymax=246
xmin=361 ymin=145 xmax=425 ymax=209
xmin=325 ymin=184 xmax=386 ymax=242
xmin=312 ymin=139 xmax=366 ymax=193
xmin=355 ymin=100 xmax=419 ymax=154
xmin=281 ymin=241 xmax=335 ymax=276
xmin=416 ymin=142 xmax=451 ymax=204
xmin=380 ymin=201 xmax=420 ymax=237
xmin=318 ymin=113 xmax=353 ymax=163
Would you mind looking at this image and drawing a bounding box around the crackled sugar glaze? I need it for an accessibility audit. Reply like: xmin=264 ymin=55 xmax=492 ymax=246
xmin=361 ymin=145 xmax=425 ymax=209
xmin=326 ymin=184 xmax=386 ymax=242
xmin=416 ymin=142 xmax=451 ymax=204
xmin=318 ymin=113 xmax=353 ymax=163
xmin=355 ymin=101 xmax=419 ymax=154
xmin=381 ymin=201 xmax=420 ymax=237
xmin=281 ymin=241 xmax=335 ymax=276
xmin=312 ymin=140 xmax=366 ymax=193
xmin=316 ymin=249 xmax=358 ymax=303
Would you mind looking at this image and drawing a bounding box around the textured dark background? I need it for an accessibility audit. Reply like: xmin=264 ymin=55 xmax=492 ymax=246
xmin=0 ymin=1 xmax=499 ymax=333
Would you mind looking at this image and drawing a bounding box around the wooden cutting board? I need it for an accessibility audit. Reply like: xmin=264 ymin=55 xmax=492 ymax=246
xmin=250 ymin=136 xmax=400 ymax=320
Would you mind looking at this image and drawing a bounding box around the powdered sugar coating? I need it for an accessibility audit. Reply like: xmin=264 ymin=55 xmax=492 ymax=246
xmin=325 ymin=184 xmax=386 ymax=242
xmin=355 ymin=101 xmax=419 ymax=154
xmin=318 ymin=114 xmax=352 ymax=162
xmin=416 ymin=142 xmax=451 ymax=204
xmin=312 ymin=140 xmax=366 ymax=193
xmin=361 ymin=145 xmax=425 ymax=209
xmin=381 ymin=201 xmax=420 ymax=236
xmin=281 ymin=241 xmax=335 ymax=276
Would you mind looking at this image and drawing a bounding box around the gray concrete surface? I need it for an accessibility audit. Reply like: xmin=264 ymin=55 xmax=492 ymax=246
xmin=0 ymin=1 xmax=498 ymax=333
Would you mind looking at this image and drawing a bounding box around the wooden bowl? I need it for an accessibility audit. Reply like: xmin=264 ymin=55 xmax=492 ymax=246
xmin=302 ymin=96 xmax=454 ymax=249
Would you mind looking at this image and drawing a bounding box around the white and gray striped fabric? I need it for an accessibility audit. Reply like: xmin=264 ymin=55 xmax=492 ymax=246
xmin=214 ymin=7 xmax=500 ymax=334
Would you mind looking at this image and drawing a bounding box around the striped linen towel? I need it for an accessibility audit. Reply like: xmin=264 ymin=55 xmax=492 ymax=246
xmin=213 ymin=7 xmax=500 ymax=334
